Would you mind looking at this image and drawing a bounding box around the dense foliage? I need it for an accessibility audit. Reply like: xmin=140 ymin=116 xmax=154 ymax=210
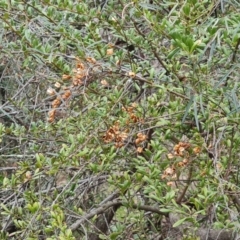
xmin=1 ymin=0 xmax=240 ymax=239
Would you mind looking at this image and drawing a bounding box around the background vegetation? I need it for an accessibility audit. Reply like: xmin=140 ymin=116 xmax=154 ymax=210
xmin=1 ymin=0 xmax=240 ymax=239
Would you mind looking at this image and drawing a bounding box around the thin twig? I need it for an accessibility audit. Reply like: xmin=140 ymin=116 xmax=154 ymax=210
xmin=70 ymin=200 xmax=167 ymax=231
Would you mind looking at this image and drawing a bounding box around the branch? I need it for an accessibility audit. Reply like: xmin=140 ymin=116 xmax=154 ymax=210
xmin=70 ymin=200 xmax=121 ymax=231
xmin=231 ymin=37 xmax=240 ymax=63
xmin=176 ymin=165 xmax=193 ymax=204
xmin=70 ymin=200 xmax=167 ymax=231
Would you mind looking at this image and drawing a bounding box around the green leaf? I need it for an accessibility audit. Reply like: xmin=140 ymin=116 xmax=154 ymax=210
xmin=193 ymin=98 xmax=199 ymax=131
xmin=167 ymin=47 xmax=180 ymax=59
xmin=173 ymin=217 xmax=188 ymax=228
xmin=159 ymin=208 xmax=172 ymax=213
xmin=183 ymin=4 xmax=190 ymax=16
xmin=182 ymin=95 xmax=194 ymax=123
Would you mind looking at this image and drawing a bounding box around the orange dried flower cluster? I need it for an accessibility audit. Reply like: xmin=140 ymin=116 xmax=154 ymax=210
xmin=162 ymin=142 xmax=191 ymax=180
xmin=24 ymin=171 xmax=32 ymax=183
xmin=72 ymin=61 xmax=86 ymax=86
xmin=85 ymin=57 xmax=97 ymax=64
xmin=101 ymin=79 xmax=109 ymax=86
xmin=162 ymin=142 xmax=202 ymax=184
xmin=62 ymin=57 xmax=97 ymax=87
xmin=103 ymin=121 xmax=128 ymax=148
xmin=173 ymin=142 xmax=190 ymax=156
xmin=122 ymin=103 xmax=143 ymax=124
xmin=177 ymin=158 xmax=189 ymax=167
xmin=128 ymin=71 xmax=136 ymax=78
xmin=48 ymin=89 xmax=71 ymax=122
xmin=135 ymin=133 xmax=147 ymax=153
xmin=169 ymin=142 xmax=191 ymax=167
xmin=48 ymin=109 xmax=56 ymax=122
xmin=162 ymin=166 xmax=176 ymax=180
xmin=107 ymin=48 xmax=114 ymax=56
xmin=103 ymin=103 xmax=146 ymax=150
xmin=47 ymin=57 xmax=98 ymax=122
xmin=193 ymin=146 xmax=201 ymax=155
xmin=135 ymin=132 xmax=147 ymax=145
xmin=135 ymin=133 xmax=148 ymax=153
xmin=136 ymin=147 xmax=143 ymax=153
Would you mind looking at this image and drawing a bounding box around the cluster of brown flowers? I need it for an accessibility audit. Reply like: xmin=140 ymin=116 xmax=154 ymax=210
xmin=162 ymin=142 xmax=201 ymax=185
xmin=122 ymin=103 xmax=143 ymax=124
xmin=135 ymin=133 xmax=147 ymax=153
xmin=103 ymin=103 xmax=147 ymax=150
xmin=47 ymin=88 xmax=72 ymax=122
xmin=173 ymin=141 xmax=191 ymax=156
xmin=62 ymin=57 xmax=95 ymax=86
xmin=162 ymin=142 xmax=191 ymax=183
xmin=103 ymin=121 xmax=128 ymax=148
xmin=47 ymin=57 xmax=98 ymax=122
xmin=162 ymin=166 xmax=176 ymax=184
